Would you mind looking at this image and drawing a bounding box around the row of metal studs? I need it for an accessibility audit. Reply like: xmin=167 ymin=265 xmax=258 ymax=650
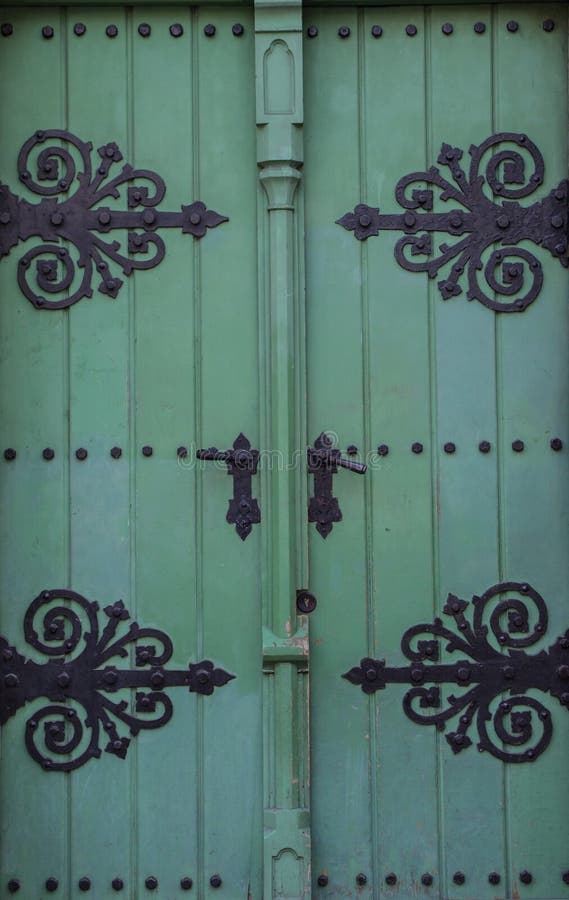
xmin=5 ymin=874 xmax=217 ymax=893
xmin=307 ymin=18 xmax=556 ymax=38
xmin=0 ymin=22 xmax=245 ymax=38
xmin=2 ymin=438 xmax=563 ymax=462
xmin=317 ymin=869 xmax=569 ymax=888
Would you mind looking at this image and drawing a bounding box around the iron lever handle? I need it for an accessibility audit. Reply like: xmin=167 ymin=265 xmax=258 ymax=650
xmin=196 ymin=433 xmax=261 ymax=540
xmin=337 ymin=456 xmax=367 ymax=475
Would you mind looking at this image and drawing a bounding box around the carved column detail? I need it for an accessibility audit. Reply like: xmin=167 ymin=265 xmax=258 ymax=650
xmin=255 ymin=0 xmax=310 ymax=895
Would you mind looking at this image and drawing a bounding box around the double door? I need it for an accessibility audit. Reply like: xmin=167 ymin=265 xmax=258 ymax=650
xmin=0 ymin=3 xmax=568 ymax=898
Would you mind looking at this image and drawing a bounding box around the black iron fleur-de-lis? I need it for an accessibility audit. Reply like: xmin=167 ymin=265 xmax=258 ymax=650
xmin=344 ymin=581 xmax=569 ymax=763
xmin=0 ymin=129 xmax=228 ymax=309
xmin=0 ymin=589 xmax=234 ymax=771
xmin=337 ymin=133 xmax=568 ymax=313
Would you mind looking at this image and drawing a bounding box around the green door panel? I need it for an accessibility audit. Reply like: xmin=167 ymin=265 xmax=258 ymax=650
xmin=305 ymin=5 xmax=569 ymax=899
xmin=2 ymin=2 xmax=569 ymax=899
xmin=0 ymin=6 xmax=262 ymax=898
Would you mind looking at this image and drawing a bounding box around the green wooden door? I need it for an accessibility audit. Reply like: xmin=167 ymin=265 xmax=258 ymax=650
xmin=305 ymin=4 xmax=569 ymax=899
xmin=0 ymin=6 xmax=263 ymax=897
xmin=1 ymin=2 xmax=569 ymax=899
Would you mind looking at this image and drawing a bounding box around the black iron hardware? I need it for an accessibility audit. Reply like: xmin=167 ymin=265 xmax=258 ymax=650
xmin=371 ymin=25 xmax=382 ymax=38
xmin=180 ymin=877 xmax=193 ymax=890
xmin=385 ymin=873 xmax=397 ymax=886
xmin=170 ymin=23 xmax=184 ymax=38
xmin=210 ymin=875 xmax=222 ymax=889
xmin=453 ymin=872 xmax=465 ymax=885
xmin=0 ymin=129 xmax=228 ymax=309
xmin=145 ymin=877 xmax=158 ymax=890
xmin=296 ymin=590 xmax=317 ymax=615
xmin=308 ymin=433 xmax=367 ymax=539
xmin=197 ymin=432 xmax=260 ymax=541
xmin=1 ymin=23 xmax=13 ymax=36
xmin=474 ymin=22 xmax=486 ymax=34
xmin=106 ymin=25 xmax=118 ymax=38
xmin=488 ymin=873 xmax=501 ymax=885
xmin=551 ymin=438 xmax=563 ymax=451
xmin=337 ymin=133 xmax=568 ymax=313
xmin=356 ymin=873 xmax=367 ymax=886
xmin=0 ymin=589 xmax=234 ymax=772
xmin=112 ymin=878 xmax=124 ymax=891
xmin=232 ymin=23 xmax=244 ymax=36
xmin=344 ymin=581 xmax=569 ymax=764
xmin=42 ymin=26 xmax=54 ymax=39
xmin=317 ymin=875 xmax=329 ymax=887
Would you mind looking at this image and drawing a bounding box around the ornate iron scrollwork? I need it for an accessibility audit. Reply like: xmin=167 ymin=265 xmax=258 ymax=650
xmin=308 ymin=433 xmax=367 ymax=538
xmin=343 ymin=581 xmax=569 ymax=763
xmin=337 ymin=133 xmax=568 ymax=312
xmin=0 ymin=589 xmax=234 ymax=771
xmin=197 ymin=433 xmax=261 ymax=540
xmin=0 ymin=129 xmax=228 ymax=309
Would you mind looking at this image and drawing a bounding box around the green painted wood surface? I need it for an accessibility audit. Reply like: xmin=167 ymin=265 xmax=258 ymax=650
xmin=0 ymin=6 xmax=261 ymax=898
xmin=1 ymin=3 xmax=569 ymax=899
xmin=305 ymin=4 xmax=569 ymax=899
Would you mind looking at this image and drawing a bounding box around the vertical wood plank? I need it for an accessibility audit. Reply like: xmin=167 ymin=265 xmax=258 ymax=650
xmin=304 ymin=7 xmax=372 ymax=895
xmin=0 ymin=8 xmax=69 ymax=898
xmin=495 ymin=5 xmax=569 ymax=899
xmin=66 ymin=8 xmax=133 ymax=894
xmin=130 ymin=6 xmax=200 ymax=897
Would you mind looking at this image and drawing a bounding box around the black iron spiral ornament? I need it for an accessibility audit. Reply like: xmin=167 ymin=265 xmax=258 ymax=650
xmin=0 ymin=129 xmax=228 ymax=309
xmin=344 ymin=582 xmax=568 ymax=763
xmin=337 ymin=133 xmax=568 ymax=312
xmin=0 ymin=589 xmax=234 ymax=771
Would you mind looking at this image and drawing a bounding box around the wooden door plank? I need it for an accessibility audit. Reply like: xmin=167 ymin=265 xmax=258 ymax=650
xmin=362 ymin=8 xmax=442 ymax=897
xmin=0 ymin=9 xmax=70 ymax=898
xmin=196 ymin=8 xmax=262 ymax=897
xmin=130 ymin=7 xmax=201 ymax=897
xmin=495 ymin=6 xmax=569 ymax=899
xmin=66 ymin=8 xmax=134 ymax=894
xmin=304 ymin=8 xmax=373 ymax=895
xmin=427 ymin=7 xmax=506 ymax=900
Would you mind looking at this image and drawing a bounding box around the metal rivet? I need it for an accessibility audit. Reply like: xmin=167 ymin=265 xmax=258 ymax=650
xmin=232 ymin=23 xmax=244 ymax=36
xmin=371 ymin=25 xmax=382 ymax=38
xmin=0 ymin=212 xmax=10 ymax=224
xmin=4 ymin=673 xmax=19 ymax=688
xmin=111 ymin=878 xmax=123 ymax=891
xmin=145 ymin=876 xmax=158 ymax=890
xmin=377 ymin=444 xmax=389 ymax=457
xmin=338 ymin=25 xmax=350 ymax=38
xmin=151 ymin=671 xmax=164 ymax=688
xmin=45 ymin=878 xmax=59 ymax=893
xmin=479 ymin=440 xmax=491 ymax=454
xmin=385 ymin=873 xmax=397 ymax=886
xmin=512 ymin=439 xmax=524 ymax=453
xmin=558 ymin=665 xmax=569 ymax=680
xmin=421 ymin=873 xmax=433 ymax=886
xmin=317 ymin=875 xmax=329 ymax=887
xmin=543 ymin=19 xmax=555 ymax=32
xmin=551 ymin=214 xmax=564 ymax=229
xmin=180 ymin=877 xmax=193 ymax=890
xmin=356 ymin=873 xmax=367 ymax=886
xmin=57 ymin=672 xmax=70 ymax=688
xmin=562 ymin=870 xmax=569 ymax=885
xmin=138 ymin=23 xmax=151 ymax=37
xmin=507 ymin=20 xmax=519 ymax=33
xmin=74 ymin=23 xmax=86 ymax=36
xmin=1 ymin=23 xmax=13 ymax=36
xmin=502 ymin=665 xmax=516 ymax=680
xmin=307 ymin=25 xmax=318 ymax=38
xmin=296 ymin=590 xmax=317 ymax=615
xmin=78 ymin=878 xmax=91 ymax=892
xmin=453 ymin=872 xmax=465 ymax=885
xmin=42 ymin=25 xmax=54 ymax=39
xmin=177 ymin=446 xmax=188 ymax=458
xmin=520 ymin=871 xmax=532 ymax=885
xmin=412 ymin=442 xmax=423 ymax=454
xmin=50 ymin=211 xmax=63 ymax=226
xmin=347 ymin=444 xmax=358 ymax=455
xmin=43 ymin=447 xmax=55 ymax=461
xmin=551 ymin=437 xmax=563 ymax=451
xmin=442 ymin=23 xmax=453 ymax=35
xmin=106 ymin=25 xmax=118 ymax=38
xmin=444 ymin=442 xmax=456 ymax=454
xmin=110 ymin=446 xmax=122 ymax=459
xmin=76 ymin=448 xmax=88 ymax=461
xmin=170 ymin=23 xmax=184 ymax=37
xmin=210 ymin=875 xmax=222 ymax=889
xmin=142 ymin=445 xmax=153 ymax=457
xmin=497 ymin=214 xmax=510 ymax=229
xmin=204 ymin=23 xmax=216 ymax=37
xmin=4 ymin=448 xmax=16 ymax=461
xmin=98 ymin=210 xmax=111 ymax=225
xmin=7 ymin=881 xmax=20 ymax=894
xmin=406 ymin=24 xmax=417 ymax=36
